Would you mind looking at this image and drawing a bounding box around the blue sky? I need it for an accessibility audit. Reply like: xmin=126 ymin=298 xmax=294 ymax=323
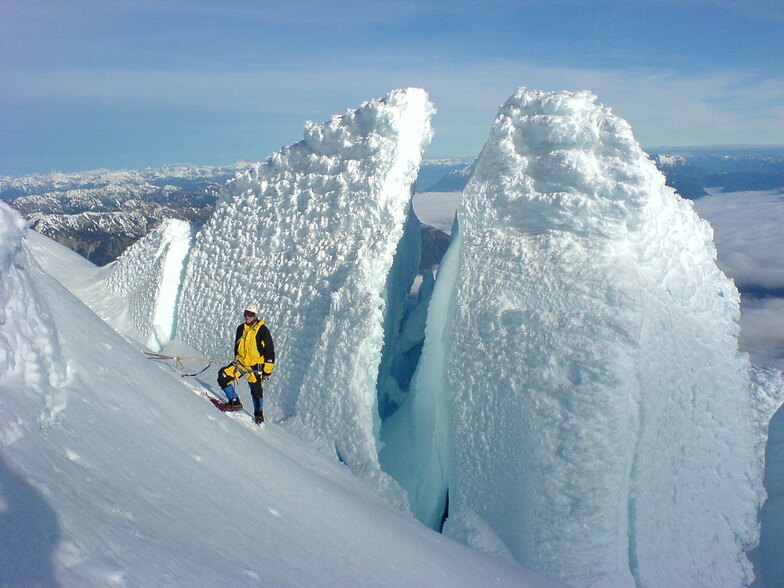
xmin=2 ymin=0 xmax=782 ymax=175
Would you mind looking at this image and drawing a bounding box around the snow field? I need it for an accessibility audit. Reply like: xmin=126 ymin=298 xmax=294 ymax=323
xmin=407 ymin=88 xmax=762 ymax=587
xmin=176 ymin=88 xmax=435 ymax=505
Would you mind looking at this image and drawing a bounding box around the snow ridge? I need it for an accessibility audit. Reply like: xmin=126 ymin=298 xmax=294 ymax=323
xmin=177 ymin=88 xmax=434 ymax=502
xmin=106 ymin=219 xmax=195 ymax=351
xmin=0 ymin=203 xmax=66 ymax=434
xmin=414 ymin=88 xmax=761 ymax=587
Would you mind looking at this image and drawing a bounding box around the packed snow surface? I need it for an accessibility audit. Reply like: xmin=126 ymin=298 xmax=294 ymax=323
xmin=0 ymin=204 xmax=66 ymax=431
xmin=1 ymin=211 xmax=563 ymax=587
xmin=407 ymin=89 xmax=762 ymax=587
xmin=177 ymin=88 xmax=434 ymax=501
xmin=106 ymin=219 xmax=194 ymax=350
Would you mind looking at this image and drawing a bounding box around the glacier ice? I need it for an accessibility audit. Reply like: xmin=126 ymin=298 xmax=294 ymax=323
xmin=749 ymin=367 xmax=784 ymax=588
xmin=106 ymin=219 xmax=195 ymax=351
xmin=177 ymin=88 xmax=434 ymax=500
xmin=15 ymin=83 xmax=771 ymax=587
xmin=379 ymin=217 xmax=461 ymax=531
xmin=756 ymin=398 xmax=784 ymax=588
xmin=403 ymin=88 xmax=763 ymax=587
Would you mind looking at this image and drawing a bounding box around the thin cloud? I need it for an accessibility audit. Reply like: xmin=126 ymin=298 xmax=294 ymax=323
xmin=693 ymin=190 xmax=784 ymax=291
xmin=740 ymin=297 xmax=784 ymax=370
xmin=3 ymin=60 xmax=783 ymax=162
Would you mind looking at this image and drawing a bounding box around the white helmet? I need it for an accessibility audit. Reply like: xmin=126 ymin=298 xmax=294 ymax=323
xmin=244 ymin=303 xmax=259 ymax=315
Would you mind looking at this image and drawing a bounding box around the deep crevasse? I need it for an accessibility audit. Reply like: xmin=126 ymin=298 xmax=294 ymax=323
xmin=409 ymin=88 xmax=762 ymax=587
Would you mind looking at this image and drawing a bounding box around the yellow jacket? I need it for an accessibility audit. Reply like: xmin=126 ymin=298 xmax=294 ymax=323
xmin=232 ymin=319 xmax=275 ymax=383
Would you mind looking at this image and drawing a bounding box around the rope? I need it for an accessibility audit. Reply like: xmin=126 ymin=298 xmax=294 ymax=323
xmin=180 ymin=363 xmax=214 ymax=377
xmin=143 ymin=351 xmax=223 ymax=377
xmin=143 ymin=351 xmax=267 ymax=379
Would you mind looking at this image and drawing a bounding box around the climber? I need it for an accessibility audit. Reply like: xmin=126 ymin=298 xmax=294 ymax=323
xmin=216 ymin=303 xmax=275 ymax=424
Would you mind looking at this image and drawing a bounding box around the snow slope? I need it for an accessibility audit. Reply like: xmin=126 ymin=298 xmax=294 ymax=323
xmin=1 ymin=205 xmax=562 ymax=587
xmin=177 ymin=88 xmax=434 ymax=502
xmin=405 ymin=89 xmax=762 ymax=587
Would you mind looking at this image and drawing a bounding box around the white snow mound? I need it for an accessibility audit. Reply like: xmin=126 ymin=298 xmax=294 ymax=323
xmin=414 ymin=88 xmax=762 ymax=587
xmin=0 ymin=203 xmax=66 ymax=434
xmin=177 ymin=88 xmax=434 ymax=503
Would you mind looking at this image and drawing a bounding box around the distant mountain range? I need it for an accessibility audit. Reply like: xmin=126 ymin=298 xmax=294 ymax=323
xmin=4 ymin=148 xmax=783 ymax=267
xmin=1 ymin=163 xmax=248 ymax=265
xmin=416 ymin=147 xmax=784 ymax=198
xmin=413 ymin=159 xmax=473 ymax=192
xmin=649 ymin=146 xmax=784 ymax=198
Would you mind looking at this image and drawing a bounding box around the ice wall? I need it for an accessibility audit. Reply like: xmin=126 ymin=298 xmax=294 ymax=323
xmin=0 ymin=203 xmax=66 ymax=430
xmin=414 ymin=89 xmax=761 ymax=587
xmin=756 ymin=399 xmax=784 ymax=588
xmin=106 ymin=219 xmax=194 ymax=351
xmin=750 ymin=367 xmax=784 ymax=588
xmin=177 ymin=88 xmax=433 ymax=499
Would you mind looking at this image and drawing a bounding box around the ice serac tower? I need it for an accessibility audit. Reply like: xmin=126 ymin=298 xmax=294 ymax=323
xmin=425 ymin=89 xmax=761 ymax=587
xmin=177 ymin=89 xmax=433 ymax=499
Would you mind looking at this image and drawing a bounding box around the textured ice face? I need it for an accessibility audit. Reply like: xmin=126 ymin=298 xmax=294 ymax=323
xmin=411 ymin=88 xmax=760 ymax=587
xmin=750 ymin=367 xmax=784 ymax=588
xmin=177 ymin=88 xmax=434 ymax=501
xmin=106 ymin=219 xmax=195 ymax=351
